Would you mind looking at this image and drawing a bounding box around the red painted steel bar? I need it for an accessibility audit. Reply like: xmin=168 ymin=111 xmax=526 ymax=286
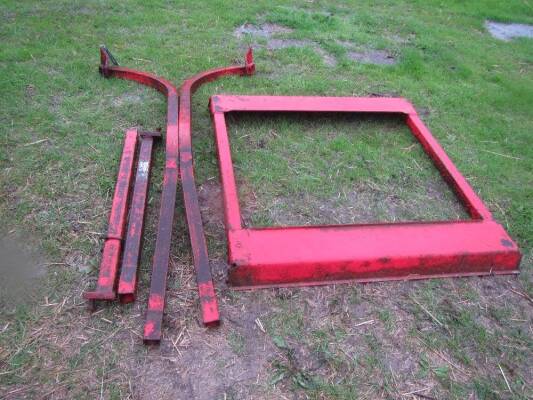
xmin=84 ymin=128 xmax=138 ymax=305
xmin=118 ymin=131 xmax=160 ymax=304
xmin=94 ymin=47 xmax=182 ymax=342
xmin=209 ymin=95 xmax=521 ymax=288
xmin=178 ymin=49 xmax=255 ymax=326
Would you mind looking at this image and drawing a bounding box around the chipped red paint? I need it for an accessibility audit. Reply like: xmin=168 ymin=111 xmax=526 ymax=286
xmin=172 ymin=48 xmax=255 ymax=330
xmin=197 ymin=282 xmax=219 ymax=326
xmin=118 ymin=132 xmax=160 ymax=304
xmin=208 ymin=95 xmax=521 ymax=288
xmin=143 ymin=321 xmax=156 ymax=342
xmin=84 ymin=128 xmax=138 ymax=305
xmin=148 ymin=294 xmax=165 ymax=311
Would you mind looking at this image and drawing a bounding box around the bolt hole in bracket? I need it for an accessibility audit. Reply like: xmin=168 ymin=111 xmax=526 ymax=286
xmin=209 ymin=95 xmax=521 ymax=288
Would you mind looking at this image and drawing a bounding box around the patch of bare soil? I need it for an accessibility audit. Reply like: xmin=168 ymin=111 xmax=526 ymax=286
xmin=198 ymin=180 xmax=225 ymax=238
xmin=233 ymin=23 xmax=337 ymax=66
xmin=49 ymin=94 xmax=63 ymax=114
xmin=485 ymin=20 xmax=533 ymax=41
xmin=336 ymin=40 xmax=397 ymax=65
xmin=233 ymin=23 xmax=293 ymax=38
xmin=347 ymin=49 xmax=396 ymax=65
xmin=112 ymin=92 xmax=144 ymax=107
xmin=198 ymin=179 xmax=258 ymax=241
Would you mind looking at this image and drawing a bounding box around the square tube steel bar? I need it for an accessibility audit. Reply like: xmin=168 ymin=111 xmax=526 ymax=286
xmin=118 ymin=131 xmax=160 ymax=304
xmin=84 ymin=128 xmax=138 ymax=304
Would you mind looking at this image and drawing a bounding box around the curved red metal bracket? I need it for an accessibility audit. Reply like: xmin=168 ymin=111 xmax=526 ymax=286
xmin=94 ymin=47 xmax=181 ymax=326
xmin=178 ymin=48 xmax=254 ymax=319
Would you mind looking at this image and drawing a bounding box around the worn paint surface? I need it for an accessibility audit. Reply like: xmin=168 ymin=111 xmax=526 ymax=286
xmin=176 ymin=49 xmax=255 ymax=331
xmin=118 ymin=132 xmax=159 ymax=303
xmin=83 ymin=128 xmax=138 ymax=304
xmin=95 ymin=47 xmax=181 ymax=343
xmin=209 ymin=95 xmax=521 ymax=288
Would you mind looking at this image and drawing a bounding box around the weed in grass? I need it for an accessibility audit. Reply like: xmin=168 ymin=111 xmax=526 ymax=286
xmin=228 ymin=331 xmax=246 ymax=355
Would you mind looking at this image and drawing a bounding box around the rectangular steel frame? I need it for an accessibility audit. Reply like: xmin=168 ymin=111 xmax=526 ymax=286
xmin=209 ymin=95 xmax=521 ymax=288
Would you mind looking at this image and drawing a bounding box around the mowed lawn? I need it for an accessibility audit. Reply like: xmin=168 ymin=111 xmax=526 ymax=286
xmin=1 ymin=1 xmax=532 ymax=399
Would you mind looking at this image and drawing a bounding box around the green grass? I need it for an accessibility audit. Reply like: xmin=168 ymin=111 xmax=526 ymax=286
xmin=227 ymin=112 xmax=468 ymax=226
xmin=0 ymin=0 xmax=532 ymax=399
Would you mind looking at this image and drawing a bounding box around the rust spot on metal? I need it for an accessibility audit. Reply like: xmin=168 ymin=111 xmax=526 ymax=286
xmin=118 ymin=134 xmax=156 ymax=304
xmin=501 ymin=238 xmax=514 ymax=248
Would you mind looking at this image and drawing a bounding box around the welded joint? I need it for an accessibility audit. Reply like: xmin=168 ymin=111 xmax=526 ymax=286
xmin=99 ymin=45 xmax=119 ymax=78
xmin=104 ymin=234 xmax=124 ymax=242
xmin=139 ymin=130 xmax=162 ymax=139
xmin=245 ymin=47 xmax=255 ymax=75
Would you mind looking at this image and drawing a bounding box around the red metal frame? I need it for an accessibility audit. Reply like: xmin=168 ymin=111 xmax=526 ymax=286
xmin=118 ymin=131 xmax=160 ymax=304
xmin=96 ymin=47 xmax=257 ymax=343
xmin=84 ymin=128 xmax=138 ymax=305
xmin=209 ymin=95 xmax=521 ymax=288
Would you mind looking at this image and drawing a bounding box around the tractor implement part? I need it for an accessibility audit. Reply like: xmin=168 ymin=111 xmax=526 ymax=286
xmin=96 ymin=46 xmax=181 ymax=340
xmin=118 ymin=131 xmax=160 ymax=304
xmin=84 ymin=128 xmax=138 ymax=305
xmin=175 ymin=49 xmax=255 ymax=329
xmin=209 ymin=95 xmax=521 ymax=288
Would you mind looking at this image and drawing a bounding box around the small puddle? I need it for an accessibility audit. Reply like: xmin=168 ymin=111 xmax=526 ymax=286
xmin=267 ymin=38 xmax=310 ymax=50
xmin=0 ymin=238 xmax=45 ymax=304
xmin=485 ymin=20 xmax=533 ymax=41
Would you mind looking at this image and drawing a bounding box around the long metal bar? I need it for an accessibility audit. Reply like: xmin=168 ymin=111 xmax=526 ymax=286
xmin=179 ymin=49 xmax=255 ymax=324
xmin=118 ymin=131 xmax=160 ymax=304
xmin=142 ymin=51 xmax=256 ymax=343
xmin=84 ymin=128 xmax=138 ymax=305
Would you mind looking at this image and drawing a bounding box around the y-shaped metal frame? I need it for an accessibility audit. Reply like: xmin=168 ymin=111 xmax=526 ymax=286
xmin=93 ymin=46 xmax=255 ymax=343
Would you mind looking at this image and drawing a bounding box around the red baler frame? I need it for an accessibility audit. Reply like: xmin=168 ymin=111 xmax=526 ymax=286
xmin=209 ymin=95 xmax=521 ymax=288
